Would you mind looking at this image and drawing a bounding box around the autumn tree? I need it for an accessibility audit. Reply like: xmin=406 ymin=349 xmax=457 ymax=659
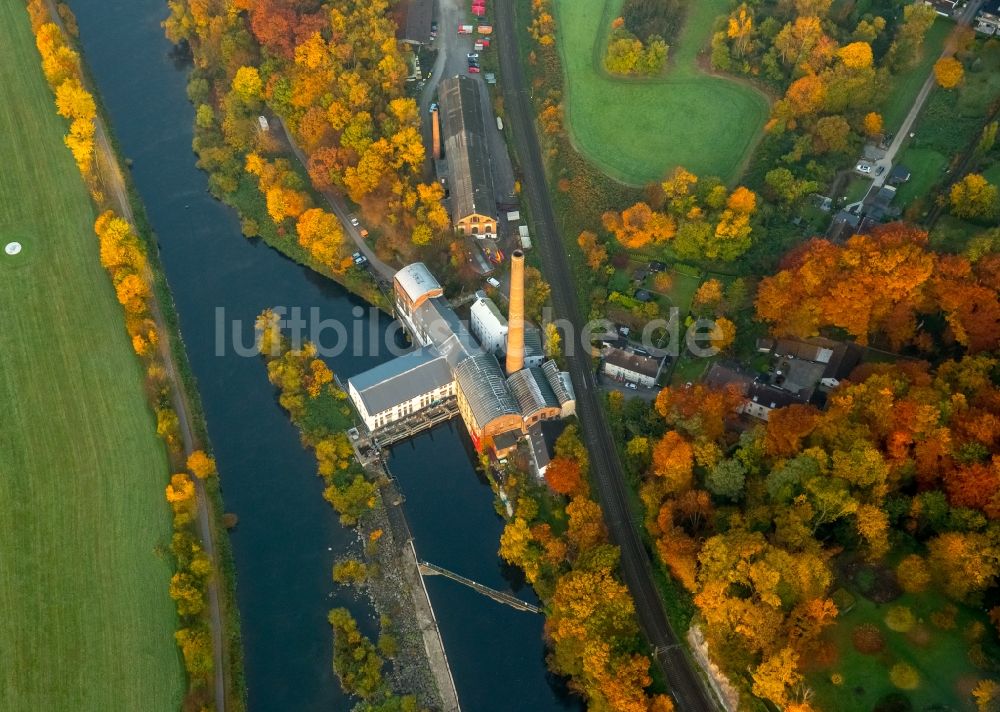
xmin=186 ymin=450 xmax=217 ymax=479
xmin=934 ymin=56 xmax=964 ymax=89
xmin=693 ymin=279 xmax=724 ymax=312
xmin=577 ymin=230 xmax=608 ymax=270
xmin=651 ymin=431 xmax=694 ymax=494
xmin=602 ymin=203 xmax=676 ymax=249
xmin=546 ymin=456 xmax=585 ymax=496
xmin=887 ymin=3 xmax=938 ymax=71
xmin=950 ymin=174 xmax=999 ymax=220
xmin=863 ymin=111 xmax=883 ymax=137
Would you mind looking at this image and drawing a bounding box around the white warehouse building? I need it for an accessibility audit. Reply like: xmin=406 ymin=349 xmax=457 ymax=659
xmin=347 ymin=347 xmax=455 ymax=431
xmin=470 ymin=294 xmax=508 ymax=354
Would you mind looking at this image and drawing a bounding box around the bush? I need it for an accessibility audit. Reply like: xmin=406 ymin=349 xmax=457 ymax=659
xmin=930 ymin=604 xmax=958 ymax=630
xmin=889 ymin=662 xmax=920 ymax=690
xmin=885 ymin=605 xmax=916 ymax=633
xmin=896 ymin=554 xmax=931 ymax=593
xmin=852 ymin=623 xmax=886 ymax=654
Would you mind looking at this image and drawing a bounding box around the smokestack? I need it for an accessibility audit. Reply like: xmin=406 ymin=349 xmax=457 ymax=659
xmin=505 ymin=249 xmax=525 ymax=374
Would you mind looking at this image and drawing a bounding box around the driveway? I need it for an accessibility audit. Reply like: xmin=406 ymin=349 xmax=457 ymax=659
xmin=871 ymin=0 xmax=984 ymax=188
xmin=419 ymin=0 xmax=516 ymax=206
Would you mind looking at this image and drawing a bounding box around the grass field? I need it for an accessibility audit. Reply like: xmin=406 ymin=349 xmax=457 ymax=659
xmin=552 ymin=0 xmax=769 ymax=185
xmin=894 ymin=146 xmax=949 ymax=208
xmin=0 ymin=3 xmax=184 ymax=709
xmin=881 ymin=17 xmax=951 ymax=132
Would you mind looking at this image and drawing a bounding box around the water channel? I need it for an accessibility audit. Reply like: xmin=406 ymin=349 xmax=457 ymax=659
xmin=66 ymin=1 xmax=581 ymax=709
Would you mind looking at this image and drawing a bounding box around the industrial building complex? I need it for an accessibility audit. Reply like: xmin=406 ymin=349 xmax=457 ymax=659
xmin=439 ymin=75 xmax=498 ymax=238
xmin=347 ymin=251 xmax=574 ymax=459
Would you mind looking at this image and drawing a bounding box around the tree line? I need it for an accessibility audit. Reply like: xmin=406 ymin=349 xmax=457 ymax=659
xmin=24 ymin=3 xmax=233 ymax=707
xmin=498 ymin=426 xmax=678 ymax=712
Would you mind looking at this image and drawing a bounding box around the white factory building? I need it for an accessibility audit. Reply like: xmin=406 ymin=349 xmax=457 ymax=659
xmin=470 ymin=292 xmax=545 ymax=367
xmin=470 ymin=293 xmax=508 ymax=354
xmin=347 ymin=347 xmax=455 ymax=431
xmin=346 ymin=260 xmax=575 ymax=458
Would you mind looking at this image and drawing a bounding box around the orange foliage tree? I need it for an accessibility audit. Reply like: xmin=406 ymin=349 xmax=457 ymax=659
xmin=755 ymin=223 xmax=1000 ymax=352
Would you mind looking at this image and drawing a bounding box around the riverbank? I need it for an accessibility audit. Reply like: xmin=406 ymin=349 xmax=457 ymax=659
xmin=1 ymin=1 xmax=192 ymax=707
xmin=32 ymin=1 xmax=244 ymax=707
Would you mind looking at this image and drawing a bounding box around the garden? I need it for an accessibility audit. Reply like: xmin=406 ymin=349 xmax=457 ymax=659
xmin=807 ymin=552 xmax=999 ymax=712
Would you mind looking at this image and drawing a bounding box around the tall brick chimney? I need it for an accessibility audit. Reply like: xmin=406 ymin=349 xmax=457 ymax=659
xmin=505 ymin=249 xmax=525 ymax=374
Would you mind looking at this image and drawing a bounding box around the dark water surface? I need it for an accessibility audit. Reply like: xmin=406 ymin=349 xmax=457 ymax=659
xmin=65 ymin=1 xmax=581 ymax=709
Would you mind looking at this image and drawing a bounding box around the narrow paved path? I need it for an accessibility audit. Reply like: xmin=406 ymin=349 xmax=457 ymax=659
xmin=277 ymin=119 xmax=396 ymax=280
xmin=873 ymin=0 xmax=983 ymax=186
xmin=494 ymin=1 xmax=718 ymax=709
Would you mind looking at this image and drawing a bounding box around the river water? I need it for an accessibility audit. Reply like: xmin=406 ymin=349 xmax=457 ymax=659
xmin=65 ymin=1 xmax=580 ymax=710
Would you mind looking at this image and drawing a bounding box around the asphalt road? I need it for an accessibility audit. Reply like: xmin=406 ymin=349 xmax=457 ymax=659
xmin=872 ymin=0 xmax=983 ymax=188
xmin=493 ymin=1 xmax=718 ymax=709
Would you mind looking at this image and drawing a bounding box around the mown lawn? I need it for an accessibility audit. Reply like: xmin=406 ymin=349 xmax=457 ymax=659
xmin=808 ymin=561 xmax=994 ymax=712
xmin=893 ymin=146 xmax=949 ymax=208
xmin=0 ymin=3 xmax=184 ymax=709
xmin=881 ymin=17 xmax=951 ymax=132
xmin=552 ymin=0 xmax=769 ymax=185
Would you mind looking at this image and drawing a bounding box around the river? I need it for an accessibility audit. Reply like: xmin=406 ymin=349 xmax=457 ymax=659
xmin=65 ymin=1 xmax=580 ymax=710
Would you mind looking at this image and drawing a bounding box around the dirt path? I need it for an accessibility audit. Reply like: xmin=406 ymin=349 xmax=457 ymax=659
xmin=42 ymin=3 xmax=229 ymax=708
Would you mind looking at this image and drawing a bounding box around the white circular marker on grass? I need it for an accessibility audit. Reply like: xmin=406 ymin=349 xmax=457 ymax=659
xmin=4 ymin=242 xmax=22 ymax=256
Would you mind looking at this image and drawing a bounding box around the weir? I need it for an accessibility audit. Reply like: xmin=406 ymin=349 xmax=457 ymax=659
xmin=418 ymin=561 xmax=542 ymax=614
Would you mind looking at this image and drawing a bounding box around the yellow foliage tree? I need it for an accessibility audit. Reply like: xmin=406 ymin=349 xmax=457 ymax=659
xmin=602 ymin=203 xmax=676 ymax=250
xmin=186 ymin=450 xmax=218 ymax=479
xmin=863 ymin=111 xmax=884 ymax=137
xmin=950 ymin=174 xmax=999 ymax=219
xmin=934 ymin=56 xmax=964 ymax=89
xmin=838 ymin=41 xmax=873 ymax=69
xmin=710 ymin=317 xmax=736 ymax=352
xmin=231 ymin=65 xmax=263 ymax=104
xmin=296 ymin=208 xmax=344 ymax=268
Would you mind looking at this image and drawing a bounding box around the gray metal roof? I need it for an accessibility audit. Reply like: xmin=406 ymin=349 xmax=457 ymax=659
xmin=507 ymin=367 xmax=560 ymax=418
xmin=394 ymin=263 xmax=441 ymax=304
xmin=439 ymin=76 xmax=496 ymax=223
xmin=454 ymin=352 xmax=519 ymax=427
xmin=524 ymin=325 xmax=543 ymax=357
xmin=541 ymin=360 xmax=574 ymax=405
xmin=603 ymin=346 xmax=664 ymax=379
xmin=348 ymin=347 xmax=453 ymax=415
xmin=411 ymin=295 xmax=485 ymax=368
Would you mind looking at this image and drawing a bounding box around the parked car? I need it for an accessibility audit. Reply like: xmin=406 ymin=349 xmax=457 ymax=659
xmin=856 ymin=162 xmax=872 ymax=174
xmin=625 ymin=382 xmax=638 ymax=390
xmin=428 ymin=102 xmax=438 ymax=114
xmin=486 ymin=277 xmax=500 ymax=288
xmin=351 ymin=251 xmax=367 ymax=265
xmin=468 ymin=65 xmax=480 ymax=73
xmin=349 ymin=216 xmax=360 ymax=227
xmin=467 ymin=52 xmax=479 ymax=59
xmin=875 ymin=165 xmax=885 ymax=176
xmin=359 ymin=228 xmax=369 ymax=238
